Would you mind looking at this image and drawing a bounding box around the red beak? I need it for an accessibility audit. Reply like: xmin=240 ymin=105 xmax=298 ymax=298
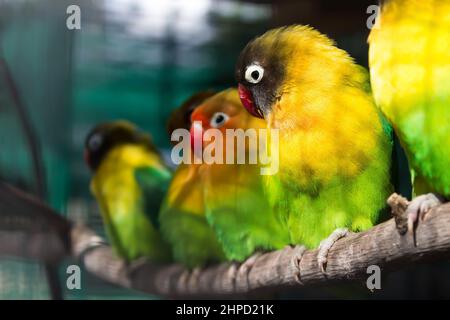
xmin=189 ymin=120 xmax=204 ymax=158
xmin=238 ymin=84 xmax=264 ymax=119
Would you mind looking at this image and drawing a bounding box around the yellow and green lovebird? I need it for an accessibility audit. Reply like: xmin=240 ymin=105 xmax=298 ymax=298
xmin=190 ymin=89 xmax=289 ymax=262
xmin=235 ymin=26 xmax=393 ymax=271
xmin=369 ymin=0 xmax=450 ymax=231
xmin=85 ymin=121 xmax=172 ymax=262
xmin=159 ymin=91 xmax=227 ymax=268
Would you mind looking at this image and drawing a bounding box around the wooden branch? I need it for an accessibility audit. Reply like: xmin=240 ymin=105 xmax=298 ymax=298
xmin=71 ymin=193 xmax=450 ymax=298
xmin=0 ymin=182 xmax=71 ymax=263
xmin=2 ymin=183 xmax=449 ymax=298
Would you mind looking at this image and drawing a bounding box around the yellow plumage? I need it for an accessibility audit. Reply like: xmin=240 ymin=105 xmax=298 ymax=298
xmin=369 ymin=0 xmax=450 ymax=196
xmin=236 ymin=25 xmax=393 ymax=248
xmin=191 ymin=89 xmax=290 ymax=261
xmin=91 ymin=144 xmax=171 ymax=261
xmin=164 ymin=164 xmax=204 ymax=217
xmin=91 ymin=145 xmax=167 ymax=219
xmin=262 ymin=26 xmax=384 ymax=193
xmin=369 ymin=0 xmax=450 ymax=120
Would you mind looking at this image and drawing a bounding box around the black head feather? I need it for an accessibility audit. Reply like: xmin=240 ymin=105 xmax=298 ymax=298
xmin=84 ymin=120 xmax=157 ymax=171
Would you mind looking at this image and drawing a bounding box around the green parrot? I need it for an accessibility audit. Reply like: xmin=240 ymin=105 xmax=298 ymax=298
xmin=235 ymin=25 xmax=393 ymax=271
xmin=159 ymin=91 xmax=227 ymax=268
xmin=369 ymin=0 xmax=449 ymax=231
xmin=85 ymin=120 xmax=172 ymax=262
xmin=190 ymin=89 xmax=290 ymax=262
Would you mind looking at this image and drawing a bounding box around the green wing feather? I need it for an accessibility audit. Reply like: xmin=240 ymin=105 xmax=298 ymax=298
xmin=369 ymin=0 xmax=450 ymax=197
xmin=159 ymin=205 xmax=226 ymax=268
xmin=204 ymin=166 xmax=290 ymax=262
xmin=158 ymin=165 xmax=226 ymax=268
xmin=135 ymin=165 xmax=172 ymax=229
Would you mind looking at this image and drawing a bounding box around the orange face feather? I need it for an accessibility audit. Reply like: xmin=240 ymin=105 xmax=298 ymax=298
xmin=190 ymin=88 xmax=266 ymax=163
xmin=187 ymin=88 xmax=289 ymax=261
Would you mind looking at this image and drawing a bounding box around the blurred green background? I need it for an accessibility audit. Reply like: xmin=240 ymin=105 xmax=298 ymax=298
xmin=1 ymin=0 xmax=447 ymax=299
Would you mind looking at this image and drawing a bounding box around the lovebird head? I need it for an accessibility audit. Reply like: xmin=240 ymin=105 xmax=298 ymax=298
xmin=235 ymin=25 xmax=367 ymax=124
xmin=84 ymin=120 xmax=158 ymax=171
xmin=189 ymin=88 xmax=265 ymax=155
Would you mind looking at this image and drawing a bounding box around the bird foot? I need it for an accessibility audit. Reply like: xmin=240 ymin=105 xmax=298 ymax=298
xmin=290 ymin=245 xmax=307 ymax=284
xmin=229 ymin=252 xmax=263 ymax=291
xmin=317 ymin=228 xmax=349 ymax=273
xmin=406 ymin=193 xmax=445 ymax=233
xmin=189 ymin=267 xmax=203 ymax=284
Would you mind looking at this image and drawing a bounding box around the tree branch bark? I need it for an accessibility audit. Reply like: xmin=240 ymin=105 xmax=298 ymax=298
xmin=2 ymin=183 xmax=450 ymax=298
xmin=70 ymin=193 xmax=450 ymax=298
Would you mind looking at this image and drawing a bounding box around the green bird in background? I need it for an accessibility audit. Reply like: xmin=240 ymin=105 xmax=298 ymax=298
xmin=369 ymin=0 xmax=450 ymax=231
xmin=85 ymin=121 xmax=172 ymax=262
xmin=190 ymin=89 xmax=290 ymax=262
xmin=235 ymin=26 xmax=393 ymax=271
xmin=159 ymin=91 xmax=226 ymax=268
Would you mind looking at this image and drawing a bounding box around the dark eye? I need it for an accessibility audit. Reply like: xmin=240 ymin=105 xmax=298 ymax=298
xmin=210 ymin=112 xmax=229 ymax=128
xmin=245 ymin=64 xmax=264 ymax=84
xmin=88 ymin=133 xmax=102 ymax=151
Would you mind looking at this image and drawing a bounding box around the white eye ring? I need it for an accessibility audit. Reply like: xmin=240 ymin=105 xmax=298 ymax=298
xmin=210 ymin=112 xmax=229 ymax=128
xmin=245 ymin=64 xmax=264 ymax=84
xmin=89 ymin=134 xmax=102 ymax=150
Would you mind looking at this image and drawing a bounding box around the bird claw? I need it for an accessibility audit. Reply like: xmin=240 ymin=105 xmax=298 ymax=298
xmin=317 ymin=228 xmax=349 ymax=273
xmin=291 ymin=245 xmax=307 ymax=284
xmin=233 ymin=252 xmax=263 ymax=290
xmin=406 ymin=193 xmax=444 ymax=233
